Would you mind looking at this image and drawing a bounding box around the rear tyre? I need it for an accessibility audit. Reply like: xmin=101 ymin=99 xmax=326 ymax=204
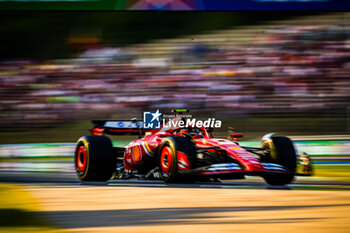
xmin=262 ymin=136 xmax=297 ymax=185
xmin=158 ymin=136 xmax=196 ymax=183
xmin=75 ymin=135 xmax=115 ymax=182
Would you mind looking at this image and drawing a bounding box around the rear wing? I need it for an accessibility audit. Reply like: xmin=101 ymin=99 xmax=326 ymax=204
xmin=91 ymin=120 xmax=151 ymax=136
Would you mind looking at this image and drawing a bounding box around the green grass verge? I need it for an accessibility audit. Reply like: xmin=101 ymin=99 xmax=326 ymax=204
xmin=1 ymin=158 xmax=349 ymax=181
xmin=311 ymin=165 xmax=350 ymax=180
xmin=0 ymin=157 xmax=74 ymax=162
xmin=0 ymin=118 xmax=348 ymax=144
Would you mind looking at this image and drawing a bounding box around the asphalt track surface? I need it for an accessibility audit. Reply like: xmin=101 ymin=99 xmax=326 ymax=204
xmin=1 ymin=172 xmax=350 ymax=233
xmin=1 ymin=172 xmax=350 ymax=189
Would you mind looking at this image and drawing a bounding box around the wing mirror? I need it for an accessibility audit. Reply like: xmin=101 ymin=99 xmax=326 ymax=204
xmin=230 ymin=133 xmax=243 ymax=141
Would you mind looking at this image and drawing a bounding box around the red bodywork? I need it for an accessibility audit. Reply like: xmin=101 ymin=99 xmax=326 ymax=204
xmin=90 ymin=118 xmax=289 ymax=178
xmin=121 ymin=124 xmax=279 ymax=176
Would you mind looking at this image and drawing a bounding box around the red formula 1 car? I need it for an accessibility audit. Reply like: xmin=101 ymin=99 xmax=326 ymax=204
xmin=74 ymin=118 xmax=297 ymax=185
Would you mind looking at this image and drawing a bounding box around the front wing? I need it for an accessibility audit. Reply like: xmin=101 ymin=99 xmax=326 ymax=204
xmin=179 ymin=162 xmax=291 ymax=178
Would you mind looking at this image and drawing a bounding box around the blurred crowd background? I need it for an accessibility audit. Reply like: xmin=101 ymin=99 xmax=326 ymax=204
xmin=0 ymin=12 xmax=349 ymax=139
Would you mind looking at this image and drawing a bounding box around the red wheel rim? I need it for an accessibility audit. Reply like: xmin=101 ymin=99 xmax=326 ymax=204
xmin=77 ymin=146 xmax=87 ymax=172
xmin=160 ymin=146 xmax=173 ymax=174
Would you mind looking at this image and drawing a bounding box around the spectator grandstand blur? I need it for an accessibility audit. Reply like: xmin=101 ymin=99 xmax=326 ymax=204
xmin=0 ymin=13 xmax=349 ymax=130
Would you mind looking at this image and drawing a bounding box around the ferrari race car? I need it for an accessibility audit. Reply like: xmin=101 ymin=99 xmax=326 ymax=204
xmin=74 ymin=118 xmax=297 ymax=185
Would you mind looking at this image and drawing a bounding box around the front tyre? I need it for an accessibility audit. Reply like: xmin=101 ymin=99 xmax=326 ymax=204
xmin=158 ymin=136 xmax=196 ymax=183
xmin=261 ymin=136 xmax=297 ymax=185
xmin=75 ymin=135 xmax=115 ymax=182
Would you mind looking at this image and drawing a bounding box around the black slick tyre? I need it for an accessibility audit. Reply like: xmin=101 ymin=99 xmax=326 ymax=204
xmin=158 ymin=136 xmax=196 ymax=183
xmin=75 ymin=135 xmax=115 ymax=182
xmin=262 ymin=136 xmax=297 ymax=185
